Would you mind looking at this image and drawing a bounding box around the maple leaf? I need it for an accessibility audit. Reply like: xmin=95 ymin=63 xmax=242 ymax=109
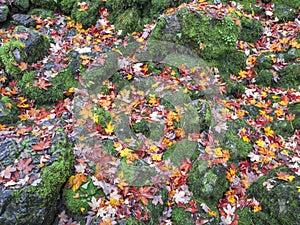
xmin=119 ymin=148 xmax=132 ymax=158
xmin=276 ymin=172 xmax=295 ymax=182
xmin=105 ymin=121 xmax=114 ymax=134
xmin=1 ymin=165 xmax=17 ymax=179
xmin=67 ymin=173 xmax=87 ymax=191
xmin=33 ymin=79 xmax=52 ymax=90
xmin=32 ymin=139 xmax=51 ymax=151
xmin=79 ymin=104 xmax=93 ymax=119
xmin=17 ymin=158 xmax=34 ymax=174
xmin=18 ymin=62 xmax=28 ymax=71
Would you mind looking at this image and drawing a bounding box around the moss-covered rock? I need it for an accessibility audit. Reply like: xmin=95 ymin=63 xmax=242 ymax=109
xmin=237 ymin=166 xmax=300 ymax=224
xmin=11 ymin=0 xmax=30 ymax=13
xmin=274 ymin=63 xmax=300 ymax=89
xmin=18 ymin=66 xmax=78 ymax=104
xmin=187 ymin=160 xmax=229 ymax=213
xmin=28 ymin=8 xmax=55 ymax=19
xmin=272 ymin=0 xmax=300 ymax=22
xmin=106 ymin=0 xmax=190 ymax=35
xmin=0 ymin=39 xmax=25 ymax=76
xmin=60 ymin=0 xmax=77 ymax=15
xmin=13 ymin=26 xmax=50 ymax=63
xmin=63 ymin=177 xmax=104 ymax=215
xmin=30 ymin=0 xmax=59 ymax=11
xmin=0 ymin=4 xmax=9 ymax=22
xmin=150 ymin=8 xmax=246 ymax=81
xmin=271 ymin=102 xmax=300 ymax=137
xmin=0 ymin=95 xmax=19 ymax=125
xmin=0 ymin=136 xmax=74 ymax=225
xmin=71 ymin=0 xmax=104 ymax=28
xmin=239 ymin=17 xmax=263 ymax=43
xmin=221 ymin=118 xmax=253 ymax=161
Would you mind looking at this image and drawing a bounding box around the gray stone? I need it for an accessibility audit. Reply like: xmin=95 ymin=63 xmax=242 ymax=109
xmin=0 ymin=5 xmax=9 ymax=23
xmin=12 ymin=14 xmax=36 ymax=27
xmin=13 ymin=26 xmax=50 ymax=63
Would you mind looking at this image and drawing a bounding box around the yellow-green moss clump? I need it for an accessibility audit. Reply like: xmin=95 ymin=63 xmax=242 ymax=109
xmin=0 ymin=95 xmax=20 ymax=125
xmin=187 ymin=160 xmax=229 ymax=222
xmin=18 ymin=67 xmax=78 ymax=104
xmin=0 ymin=39 xmax=25 ymax=76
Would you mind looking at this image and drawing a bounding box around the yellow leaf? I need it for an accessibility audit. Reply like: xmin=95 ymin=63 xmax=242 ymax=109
xmin=152 ymin=154 xmax=162 ymax=161
xmin=256 ymin=140 xmax=265 ymax=147
xmin=120 ymin=148 xmax=132 ymax=157
xmin=93 ymin=114 xmax=99 ymax=123
xmin=79 ymin=105 xmax=92 ymax=119
xmin=253 ymin=205 xmax=262 ymax=213
xmin=105 ymin=121 xmax=114 ymax=134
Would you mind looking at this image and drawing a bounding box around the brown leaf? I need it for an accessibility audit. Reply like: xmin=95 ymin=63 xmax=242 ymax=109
xmin=17 ymin=158 xmax=34 ymax=174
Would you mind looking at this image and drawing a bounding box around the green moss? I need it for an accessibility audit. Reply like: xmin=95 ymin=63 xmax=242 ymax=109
xmin=13 ymin=26 xmax=50 ymax=64
xmin=226 ymin=80 xmax=247 ymax=98
xmin=93 ymin=105 xmax=112 ymax=128
xmin=274 ymin=63 xmax=300 ymax=89
xmin=113 ymin=9 xmax=143 ymax=35
xmin=30 ymin=0 xmax=59 ymax=11
xmin=60 ymin=0 xmax=77 ymax=15
xmin=29 ymin=140 xmax=74 ymax=199
xmin=271 ymin=102 xmax=300 ymax=137
xmin=29 ymin=8 xmax=55 ymax=19
xmin=256 ymin=63 xmax=300 ymax=89
xmin=18 ymin=67 xmax=78 ymax=104
xmin=272 ymin=0 xmax=300 ymax=22
xmin=71 ymin=0 xmax=104 ymax=28
xmin=118 ymin=216 xmax=146 ymax=225
xmin=255 ymin=69 xmax=274 ymax=87
xmin=239 ymin=18 xmax=263 ymax=43
xmin=63 ymin=177 xmax=104 ymax=214
xmin=144 ymin=188 xmax=168 ymax=224
xmin=172 ymin=206 xmax=194 ymax=225
xmin=288 ymin=103 xmax=300 ymax=132
xmin=237 ymin=166 xmax=300 ymax=224
xmin=132 ymin=119 xmax=151 ymax=138
xmin=187 ymin=160 xmax=228 ymax=213
xmin=0 ymin=95 xmax=20 ymax=125
xmin=0 ymin=39 xmax=25 ymax=76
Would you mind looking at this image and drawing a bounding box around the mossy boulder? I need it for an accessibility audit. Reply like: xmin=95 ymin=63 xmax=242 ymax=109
xmin=150 ymin=8 xmax=247 ymax=82
xmin=187 ymin=160 xmax=229 ymax=213
xmin=63 ymin=177 xmax=105 ymax=215
xmin=18 ymin=67 xmax=78 ymax=104
xmin=0 ymin=26 xmax=50 ymax=77
xmin=30 ymin=0 xmax=59 ymax=11
xmin=239 ymin=17 xmax=263 ymax=43
xmin=237 ymin=166 xmax=300 ymax=224
xmin=13 ymin=26 xmax=50 ymax=63
xmin=0 ymin=39 xmax=25 ymax=76
xmin=0 ymin=129 xmax=74 ymax=225
xmin=0 ymin=4 xmax=9 ymax=22
xmin=11 ymin=0 xmax=30 ymax=13
xmin=106 ymin=0 xmax=190 ymax=35
xmin=221 ymin=118 xmax=253 ymax=161
xmin=271 ymin=102 xmax=300 ymax=137
xmin=0 ymin=95 xmax=19 ymax=125
xmin=272 ymin=0 xmax=300 ymax=22
xmin=71 ymin=0 xmax=104 ymax=28
xmin=29 ymin=8 xmax=55 ymax=19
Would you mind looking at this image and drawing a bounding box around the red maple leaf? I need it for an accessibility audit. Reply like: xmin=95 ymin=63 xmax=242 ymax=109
xmin=32 ymin=139 xmax=51 ymax=151
xmin=33 ymin=79 xmax=52 ymax=90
